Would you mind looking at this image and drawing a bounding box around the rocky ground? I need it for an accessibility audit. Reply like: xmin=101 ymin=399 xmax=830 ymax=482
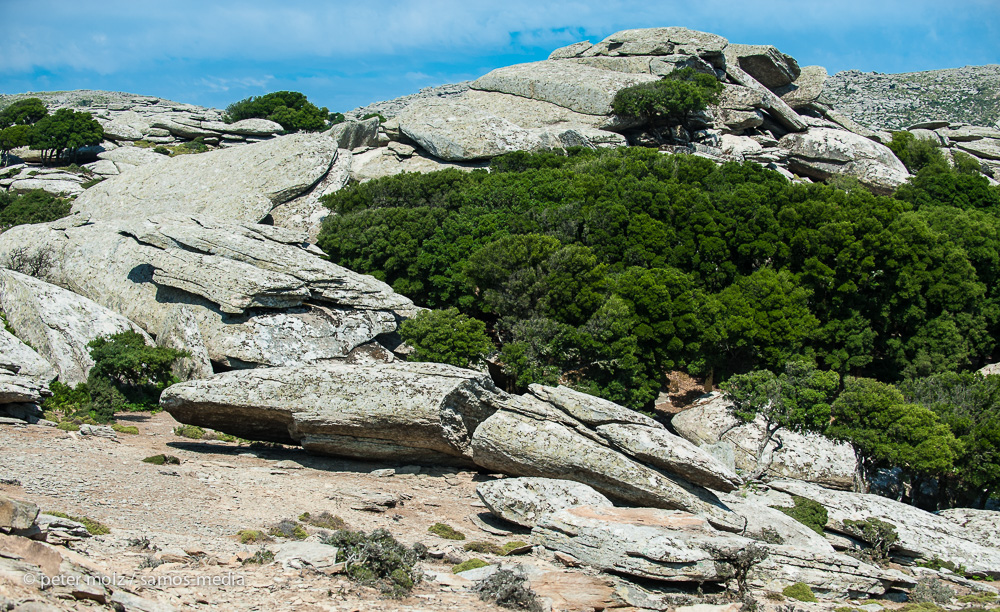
xmin=820 ymin=65 xmax=1000 ymax=130
xmin=0 ymin=411 xmax=524 ymax=611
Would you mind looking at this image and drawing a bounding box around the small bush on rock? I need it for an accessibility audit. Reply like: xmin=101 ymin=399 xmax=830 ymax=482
xmin=142 ymin=454 xmax=180 ymax=465
xmin=910 ymin=578 xmax=955 ymax=604
xmin=322 ymin=528 xmax=421 ymax=598
xmin=772 ymin=495 xmax=828 ymax=535
xmin=452 ymin=558 xmax=488 ymax=573
xmin=111 ymin=423 xmax=139 ymax=435
xmin=173 ymin=425 xmax=206 ymax=439
xmin=501 ymin=541 xmax=530 ymax=556
xmin=612 ymin=67 xmax=722 ymax=124
xmin=242 ymin=548 xmax=275 ymax=565
xmin=47 ymin=511 xmax=109 ymax=535
xmin=464 ymin=541 xmax=502 ymax=555
xmin=298 ymin=511 xmax=346 ymax=530
xmin=268 ymin=519 xmax=308 ymax=540
xmin=237 ymin=530 xmax=271 ymax=544
xmin=475 ymin=567 xmax=543 ymax=612
xmin=782 ymin=582 xmax=817 ymax=602
xmin=842 ymin=517 xmax=898 ymax=564
xmin=428 ymin=522 xmax=466 ymax=540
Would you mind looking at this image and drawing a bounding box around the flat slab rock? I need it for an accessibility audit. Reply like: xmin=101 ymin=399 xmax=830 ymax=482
xmin=476 ymin=477 xmax=613 ymax=528
xmin=471 ymin=60 xmax=658 ymax=116
xmin=161 ymin=361 xmax=504 ymax=464
xmin=74 ymin=133 xmax=339 ymax=224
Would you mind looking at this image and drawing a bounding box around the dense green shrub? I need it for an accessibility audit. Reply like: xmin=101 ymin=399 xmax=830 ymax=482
xmin=428 ymin=522 xmax=465 ymax=540
xmin=0 ymin=98 xmax=48 ymax=128
xmin=887 ymin=131 xmax=946 ymax=174
xmin=0 ymin=189 xmax=72 ymax=230
xmin=611 ymin=67 xmax=723 ymax=122
xmin=317 ymin=146 xmax=1000 ymax=416
xmin=452 ymin=558 xmax=488 ymax=573
xmin=29 ymin=108 xmax=103 ymax=163
xmin=75 ymin=331 xmax=188 ymax=422
xmin=399 ymin=308 xmax=493 ymax=368
xmin=224 ymin=91 xmax=330 ymax=132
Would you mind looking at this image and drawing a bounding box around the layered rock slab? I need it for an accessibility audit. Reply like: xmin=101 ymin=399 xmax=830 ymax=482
xmin=470 ymin=393 xmax=742 ymax=532
xmin=0 ymin=215 xmax=412 ymax=370
xmin=0 ymin=269 xmax=151 ymax=385
xmin=73 ymin=133 xmax=339 ymax=223
xmin=530 ymin=505 xmax=901 ymax=597
xmin=161 ymin=361 xmax=504 ymax=463
xmin=770 ymin=479 xmax=1000 ymax=576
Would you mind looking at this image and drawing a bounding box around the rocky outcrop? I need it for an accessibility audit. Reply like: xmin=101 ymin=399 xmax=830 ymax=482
xmin=471 ymin=61 xmax=659 ymax=117
xmin=770 ymin=479 xmax=1000 ymax=576
xmin=0 ymin=214 xmax=414 ymax=370
xmin=819 ymin=65 xmax=1000 ymax=131
xmin=779 ymin=127 xmax=909 ymax=194
xmin=476 ymin=477 xmax=613 ymax=528
xmin=939 ymin=508 xmax=1000 ymax=549
xmin=530 ymin=505 xmax=903 ymax=597
xmin=72 ymin=133 xmax=340 ymax=224
xmin=724 ymin=44 xmax=800 ymax=90
xmin=161 ymin=361 xmax=504 ymax=463
xmin=671 ymin=393 xmax=859 ymax=490
xmin=471 ymin=393 xmax=743 ymax=531
xmin=0 ymin=329 xmax=56 ymax=381
xmin=0 ymin=269 xmax=150 ymax=385
xmin=0 ymin=370 xmax=50 ymax=405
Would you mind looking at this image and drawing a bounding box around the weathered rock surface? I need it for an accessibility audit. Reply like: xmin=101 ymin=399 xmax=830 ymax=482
xmin=720 ymin=489 xmax=835 ymax=551
xmin=161 ymin=361 xmax=504 ymax=463
xmin=779 ymin=127 xmax=909 ymax=194
xmin=533 ymin=506 xmax=746 ymax=582
xmin=724 ymin=44 xmax=800 ymax=90
xmin=0 ymin=269 xmax=150 ymax=385
xmin=96 ymin=146 xmax=169 ymax=167
xmin=0 ymin=329 xmax=56 ymax=381
xmin=595 ymin=27 xmax=728 ymax=63
xmin=531 ymin=505 xmax=902 ymax=597
xmin=471 ymin=394 xmax=742 ymax=532
xmin=776 ymin=65 xmax=828 ymax=109
xmin=471 ymin=60 xmax=658 ymax=116
xmin=74 ymin=133 xmax=339 ymax=223
xmin=0 ymin=371 xmax=50 ymax=405
xmin=397 ymin=98 xmax=626 ymax=161
xmin=0 ymin=494 xmax=39 ymax=530
xmin=476 ymin=477 xmax=613 ymax=528
xmin=936 ymin=508 xmax=1000 ymax=550
xmin=770 ymin=479 xmax=1000 ymax=576
xmin=0 ymin=215 xmax=413 ymax=370
xmin=671 ymin=393 xmax=859 ymax=490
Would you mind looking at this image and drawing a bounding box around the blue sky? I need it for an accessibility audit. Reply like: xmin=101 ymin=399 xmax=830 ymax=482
xmin=2 ymin=1 xmax=998 ymax=112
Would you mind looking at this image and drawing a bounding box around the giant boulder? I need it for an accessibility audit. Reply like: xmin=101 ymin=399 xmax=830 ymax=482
xmin=0 ymin=328 xmax=56 ymax=381
xmin=779 ymin=127 xmax=910 ymax=194
xmin=161 ymin=361 xmax=504 ymax=464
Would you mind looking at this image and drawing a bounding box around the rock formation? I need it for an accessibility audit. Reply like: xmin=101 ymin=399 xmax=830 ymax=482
xmin=0 ymin=214 xmax=414 ymax=372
